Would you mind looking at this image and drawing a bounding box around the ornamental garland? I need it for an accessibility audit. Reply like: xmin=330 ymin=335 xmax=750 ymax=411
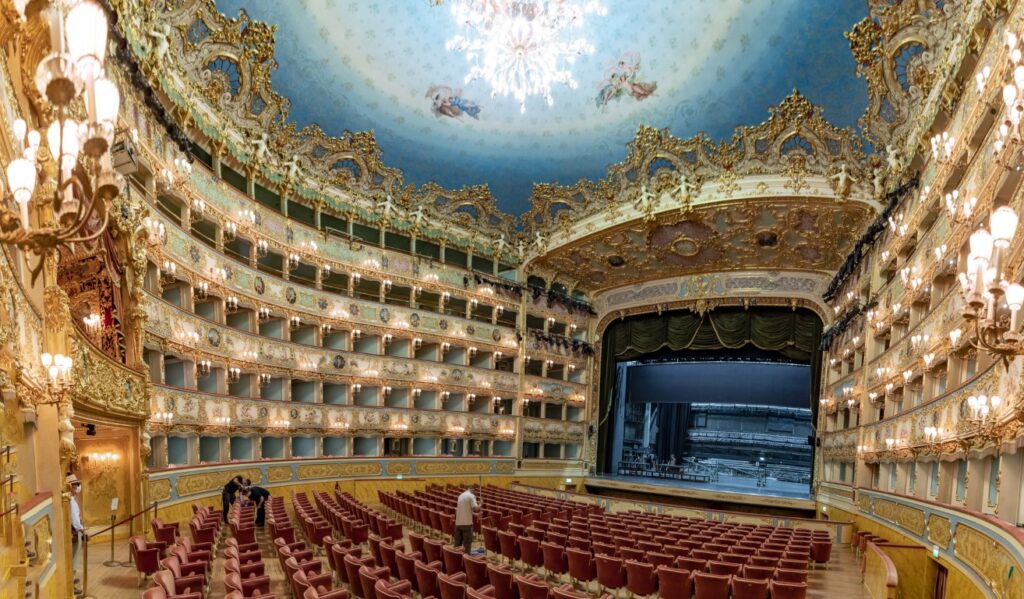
xmin=822 ymin=174 xmax=920 ymax=303
xmin=819 ymin=295 xmax=878 ymax=351
xmin=98 ymin=0 xmax=194 ymax=160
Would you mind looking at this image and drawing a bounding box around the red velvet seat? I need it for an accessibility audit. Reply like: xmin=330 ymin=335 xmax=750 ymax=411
xmin=742 ymin=564 xmax=775 ymax=580
xmin=693 ymin=572 xmax=730 ymax=599
xmin=518 ymin=536 xmax=544 ymax=572
xmin=594 ymin=555 xmax=625 ymax=596
xmin=497 ymin=531 xmax=520 ymax=567
xmin=655 ymin=566 xmax=692 ymax=599
xmin=540 ymin=541 xmax=568 ymax=579
xmin=565 ymin=547 xmax=596 ymax=589
xmin=810 ymin=541 xmax=832 ymax=564
xmin=775 ymin=568 xmax=808 ymax=584
xmin=514 ymin=574 xmax=549 ymax=599
xmin=464 ymin=553 xmax=491 ymax=590
xmin=151 ymin=518 xmax=180 ymax=546
xmin=748 ymin=556 xmax=779 ymax=568
xmin=357 ymin=564 xmax=392 ymax=599
xmin=467 ymin=586 xmax=497 ymax=599
xmin=624 ymin=560 xmax=657 ymax=597
xmin=343 ymin=554 xmax=377 ymax=598
xmin=129 ymin=536 xmax=166 ymax=582
xmin=486 ymin=564 xmax=517 ymax=599
xmin=439 ymin=544 xmax=464 ymax=575
xmin=396 ymin=552 xmax=427 ymax=594
xmin=425 ymin=538 xmax=446 ymax=565
xmin=675 ymin=556 xmax=707 ymax=572
xmin=161 ymin=556 xmax=206 ymax=585
xmin=227 ymin=570 xmax=272 ymax=597
xmin=771 ymin=580 xmax=808 ymax=599
xmin=408 ymin=532 xmax=427 ymax=556
xmin=709 ymin=560 xmax=742 ymax=576
xmin=731 ymin=576 xmax=769 ymax=599
xmin=380 ymin=540 xmax=404 ymax=580
xmin=305 ymin=586 xmax=348 ymax=599
xmin=374 ymin=578 xmax=414 ymax=599
xmin=438 ymin=572 xmax=470 ymax=599
xmin=416 ymin=559 xmax=444 ymax=599
xmin=152 ymin=570 xmax=204 ymax=599
xmin=482 ymin=527 xmax=501 ymax=559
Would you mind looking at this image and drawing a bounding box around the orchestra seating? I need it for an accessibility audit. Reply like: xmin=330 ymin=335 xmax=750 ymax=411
xmin=134 ymin=483 xmax=831 ymax=599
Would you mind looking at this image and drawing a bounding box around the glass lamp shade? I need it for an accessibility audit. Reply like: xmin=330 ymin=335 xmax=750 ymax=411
xmin=970 ymin=228 xmax=994 ymax=262
xmin=1006 ymin=283 xmax=1024 ymax=310
xmin=34 ymin=52 xmax=82 ymax=107
xmin=990 ymin=206 xmax=1018 ymax=247
xmin=1016 ymin=66 xmax=1024 ymax=90
xmin=47 ymin=119 xmax=80 ymax=172
xmin=65 ymin=1 xmax=108 ymax=81
xmin=92 ymin=76 xmax=120 ymax=126
xmin=1004 ymin=83 xmax=1018 ymax=107
xmin=6 ymin=158 xmax=35 ymax=204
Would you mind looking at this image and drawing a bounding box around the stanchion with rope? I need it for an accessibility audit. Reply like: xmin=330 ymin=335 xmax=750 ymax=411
xmin=79 ymin=501 xmax=159 ymax=599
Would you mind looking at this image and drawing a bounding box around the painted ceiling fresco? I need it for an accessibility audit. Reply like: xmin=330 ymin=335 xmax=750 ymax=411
xmin=214 ymin=0 xmax=869 ymax=214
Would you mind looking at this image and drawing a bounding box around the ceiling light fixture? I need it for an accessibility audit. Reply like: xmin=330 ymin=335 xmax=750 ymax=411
xmin=444 ymin=0 xmax=606 ymax=113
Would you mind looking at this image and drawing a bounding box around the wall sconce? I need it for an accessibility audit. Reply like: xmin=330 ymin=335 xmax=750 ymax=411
xmin=382 ymin=386 xmax=392 ymax=397
xmin=352 ymin=329 xmax=362 ymax=340
xmin=321 ymin=323 xmax=333 ymax=335
xmin=258 ymin=307 xmax=271 ymax=321
xmin=383 ymin=334 xmax=393 ymax=345
xmin=288 ymin=253 xmax=300 ymax=270
xmin=224 ymin=221 xmax=237 ymax=242
xmin=496 ymin=305 xmax=504 ymax=316
xmin=412 ymin=388 xmax=422 ymax=398
xmin=143 ymin=216 xmax=166 ymax=246
xmin=290 ymin=316 xmax=302 ymax=329
xmin=922 ymin=353 xmax=936 ymax=369
xmin=966 ymin=394 xmax=1002 ymax=423
xmin=885 ymin=382 xmax=895 ymax=395
xmin=885 ymin=438 xmax=895 ymax=450
xmin=212 ymin=416 xmax=231 ymax=428
xmin=83 ymin=313 xmax=101 ymax=335
xmin=194 ymin=281 xmax=209 ymax=300
xmin=256 ymin=238 xmax=269 ymax=257
xmin=87 ymin=451 xmax=120 ymax=473
xmin=467 ymin=393 xmax=476 ymax=402
xmin=331 ymin=420 xmax=350 ymax=430
xmin=258 ymin=373 xmax=272 ymax=387
xmin=413 ymin=338 xmax=422 ymax=349
xmin=392 ymin=423 xmax=409 ymax=432
xmin=948 ymin=328 xmax=962 ymax=347
xmin=448 ymin=425 xmax=465 ymax=435
xmin=441 ymin=342 xmax=451 ymax=353
xmin=441 ymin=391 xmax=451 ymax=401
xmin=321 ymin=263 xmax=331 ymax=277
xmin=468 ymin=346 xmax=477 ymax=358
xmin=241 ymin=209 xmax=257 ymax=224
xmin=352 ymin=272 xmax=361 ymax=284
xmin=225 ymin=296 xmax=239 ymax=312
xmin=160 ymin=260 xmax=177 ymax=284
xmin=383 ymin=280 xmax=393 ymax=292
xmin=351 ymin=383 xmax=362 ymax=393
xmin=191 ymin=198 xmax=206 ymax=219
xmin=902 ymin=369 xmax=913 ymax=383
xmin=271 ymin=418 xmax=290 ymax=429
xmin=152 ymin=412 xmax=173 ymax=425
xmin=470 ymin=298 xmax=478 ymax=308
xmin=196 ymin=359 xmax=211 ymax=378
xmin=495 ymin=351 xmax=503 ymax=359
xmin=227 ymin=367 xmax=241 ymax=382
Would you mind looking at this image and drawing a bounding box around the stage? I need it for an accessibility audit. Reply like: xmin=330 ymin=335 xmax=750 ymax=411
xmin=585 ymin=474 xmax=816 ymax=512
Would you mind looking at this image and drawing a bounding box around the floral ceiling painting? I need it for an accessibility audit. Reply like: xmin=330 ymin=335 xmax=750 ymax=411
xmin=214 ymin=0 xmax=869 ymax=214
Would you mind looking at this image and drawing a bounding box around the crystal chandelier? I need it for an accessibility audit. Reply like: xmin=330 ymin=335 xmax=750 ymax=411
xmin=957 ymin=206 xmax=1024 ymax=361
xmin=1 ymin=1 xmax=122 ymax=282
xmin=444 ymin=0 xmax=606 ymax=113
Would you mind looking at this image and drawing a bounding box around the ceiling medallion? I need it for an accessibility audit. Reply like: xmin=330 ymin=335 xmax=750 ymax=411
xmin=443 ymin=0 xmax=606 ymax=113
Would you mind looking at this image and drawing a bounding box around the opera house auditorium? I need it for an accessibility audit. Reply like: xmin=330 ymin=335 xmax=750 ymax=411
xmin=2 ymin=1 xmax=1024 ymax=598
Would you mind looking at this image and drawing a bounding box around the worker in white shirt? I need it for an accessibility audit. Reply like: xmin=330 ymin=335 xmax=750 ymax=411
xmin=453 ymin=484 xmax=481 ymax=553
xmin=67 ymin=473 xmax=85 ymax=596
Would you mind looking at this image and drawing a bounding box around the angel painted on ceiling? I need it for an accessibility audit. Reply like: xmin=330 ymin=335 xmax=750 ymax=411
xmin=426 ymin=85 xmax=481 ymax=120
xmin=596 ymin=52 xmax=657 ymax=108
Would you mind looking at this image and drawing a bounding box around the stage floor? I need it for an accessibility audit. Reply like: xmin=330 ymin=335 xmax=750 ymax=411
xmin=588 ymin=473 xmax=813 ymax=508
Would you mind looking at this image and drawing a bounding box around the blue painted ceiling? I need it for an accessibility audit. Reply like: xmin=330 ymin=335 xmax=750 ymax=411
xmin=214 ymin=0 xmax=869 ymax=215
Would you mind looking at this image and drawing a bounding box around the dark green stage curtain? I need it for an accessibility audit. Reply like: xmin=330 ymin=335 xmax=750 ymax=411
xmin=596 ymin=307 xmax=823 ymax=474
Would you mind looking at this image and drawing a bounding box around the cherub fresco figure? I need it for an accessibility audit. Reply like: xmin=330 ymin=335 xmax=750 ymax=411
xmin=283 ymin=155 xmax=300 ymax=182
xmin=251 ymin=131 xmax=271 ymax=164
xmin=494 ymin=234 xmax=509 ymax=258
xmin=596 ymin=52 xmax=657 ymax=108
xmin=633 ymin=184 xmax=657 ymax=222
xmin=872 ymin=166 xmax=886 ymax=198
xmin=830 ymin=163 xmax=857 ymax=198
xmin=149 ymin=22 xmax=171 ymax=65
xmin=426 ymin=85 xmax=481 ymax=120
xmin=885 ymin=144 xmax=902 ymax=172
xmin=408 ymin=205 xmax=427 ymax=231
xmin=378 ymin=194 xmax=398 ymax=223
xmin=675 ymin=171 xmax=697 ymax=203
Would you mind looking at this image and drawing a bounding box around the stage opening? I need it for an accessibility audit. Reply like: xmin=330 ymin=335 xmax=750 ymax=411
xmin=596 ymin=307 xmax=823 ymax=501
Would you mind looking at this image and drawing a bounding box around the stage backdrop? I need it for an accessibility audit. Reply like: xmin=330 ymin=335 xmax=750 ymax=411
xmin=596 ymin=307 xmax=823 ymax=474
xmin=627 ymin=361 xmax=810 ymax=407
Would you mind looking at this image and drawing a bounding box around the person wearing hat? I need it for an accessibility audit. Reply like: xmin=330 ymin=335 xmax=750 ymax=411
xmin=67 ymin=473 xmax=85 ymax=596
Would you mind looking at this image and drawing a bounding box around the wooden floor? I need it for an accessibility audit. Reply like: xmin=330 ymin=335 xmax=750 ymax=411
xmin=83 ymin=516 xmax=870 ymax=599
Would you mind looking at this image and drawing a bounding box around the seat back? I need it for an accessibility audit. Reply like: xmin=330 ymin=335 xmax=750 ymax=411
xmin=463 ymin=553 xmax=490 ymax=590
xmin=595 ymin=555 xmax=625 ymax=590
xmin=397 ymin=551 xmax=422 ymax=592
xmin=656 ymin=566 xmax=693 ymax=599
xmin=694 ymin=572 xmax=731 ymax=599
xmin=731 ymin=576 xmax=769 ymax=599
xmin=442 ymin=545 xmax=465 ymax=575
xmin=771 ymin=580 xmax=808 ymax=599
xmin=486 ymin=564 xmax=516 ymax=599
xmin=540 ymin=541 xmax=568 ymax=574
xmin=565 ymin=547 xmax=595 ymax=582
xmin=438 ymin=572 xmax=468 ymax=599
xmin=518 ymin=536 xmax=543 ymax=567
xmin=514 ymin=575 xmax=549 ymax=599
xmin=415 ymin=560 xmax=442 ymax=599
xmin=624 ymin=560 xmax=657 ymax=596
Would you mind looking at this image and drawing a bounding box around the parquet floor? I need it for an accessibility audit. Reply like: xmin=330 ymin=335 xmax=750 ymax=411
xmin=83 ymin=513 xmax=870 ymax=599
